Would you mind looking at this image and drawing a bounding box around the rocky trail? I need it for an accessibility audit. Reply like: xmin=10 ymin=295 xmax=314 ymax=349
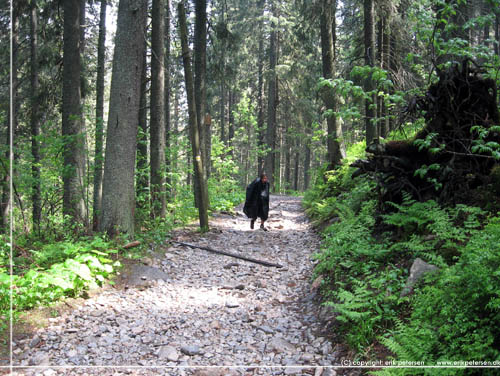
xmin=7 ymin=195 xmax=352 ymax=376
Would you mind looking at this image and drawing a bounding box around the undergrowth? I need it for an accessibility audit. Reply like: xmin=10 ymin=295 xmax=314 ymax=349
xmin=0 ymin=237 xmax=119 ymax=331
xmin=303 ymin=142 xmax=500 ymax=370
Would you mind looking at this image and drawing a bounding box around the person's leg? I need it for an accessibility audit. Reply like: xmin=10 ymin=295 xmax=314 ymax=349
xmin=251 ymin=218 xmax=256 ymax=229
xmin=260 ymin=219 xmax=267 ymax=231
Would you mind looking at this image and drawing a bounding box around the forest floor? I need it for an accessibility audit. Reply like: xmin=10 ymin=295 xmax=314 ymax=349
xmin=4 ymin=195 xmax=359 ymax=376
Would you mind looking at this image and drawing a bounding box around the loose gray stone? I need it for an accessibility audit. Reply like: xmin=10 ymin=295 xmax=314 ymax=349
xmin=12 ymin=196 xmax=331 ymax=370
xmin=268 ymin=337 xmax=295 ymax=353
xmin=401 ymin=258 xmax=439 ymax=297
xmin=29 ymin=352 xmax=50 ymax=366
xmin=158 ymin=345 xmax=179 ymax=362
xmin=226 ymin=300 xmax=239 ymax=308
xmin=257 ymin=325 xmax=275 ymax=334
xmin=29 ymin=336 xmax=41 ymax=348
xmin=323 ymin=368 xmax=336 ymax=376
xmin=123 ymin=265 xmax=170 ymax=286
xmin=180 ymin=345 xmax=201 ymax=356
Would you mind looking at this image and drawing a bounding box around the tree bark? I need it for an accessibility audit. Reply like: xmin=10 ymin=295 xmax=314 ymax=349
xmin=150 ymin=0 xmax=167 ymax=218
xmin=80 ymin=0 xmax=89 ymax=223
xmin=495 ymin=10 xmax=499 ymax=56
xmin=380 ymin=13 xmax=390 ymax=138
xmin=256 ymin=46 xmax=265 ymax=172
xmin=173 ymin=87 xmax=179 ymax=196
xmin=256 ymin=0 xmax=266 ymax=176
xmin=30 ymin=1 xmax=41 ymax=232
xmin=303 ymin=122 xmax=311 ymax=190
xmin=100 ymin=0 xmax=148 ymax=237
xmin=193 ymin=0 xmax=208 ymax=208
xmin=220 ymin=78 xmax=226 ymax=143
xmin=265 ymin=1 xmax=278 ymax=186
xmin=165 ymin=0 xmax=172 ymax=199
xmin=228 ymin=89 xmax=235 ymax=153
xmin=178 ymin=2 xmax=209 ymax=232
xmin=1 ymin=6 xmax=18 ymax=232
xmin=482 ymin=0 xmax=490 ymax=46
xmin=293 ymin=138 xmax=300 ymax=191
xmin=194 ymin=0 xmax=208 ymax=177
xmin=284 ymin=113 xmax=291 ymax=189
xmin=320 ymin=0 xmax=345 ymax=168
xmin=136 ymin=37 xmax=149 ymax=205
xmin=62 ymin=0 xmax=87 ymax=226
xmin=219 ymin=2 xmax=226 ymax=145
xmin=93 ymin=0 xmax=107 ymax=231
xmin=364 ymin=0 xmax=377 ymax=145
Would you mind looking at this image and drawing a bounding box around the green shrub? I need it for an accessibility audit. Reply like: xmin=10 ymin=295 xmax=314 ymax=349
xmin=377 ymin=216 xmax=500 ymax=374
xmin=313 ymin=198 xmax=407 ymax=352
xmin=0 ymin=238 xmax=120 ymax=324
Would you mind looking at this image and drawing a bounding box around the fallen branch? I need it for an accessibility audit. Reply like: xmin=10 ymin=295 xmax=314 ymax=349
xmin=171 ymin=240 xmax=283 ymax=268
xmin=123 ymin=240 xmax=141 ymax=249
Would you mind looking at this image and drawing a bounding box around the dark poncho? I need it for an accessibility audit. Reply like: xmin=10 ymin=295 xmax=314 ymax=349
xmin=243 ymin=178 xmax=270 ymax=221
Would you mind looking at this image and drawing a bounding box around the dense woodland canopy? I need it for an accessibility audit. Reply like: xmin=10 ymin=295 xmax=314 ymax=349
xmin=1 ymin=0 xmax=499 ymax=236
xmin=1 ymin=0 xmax=500 ymax=367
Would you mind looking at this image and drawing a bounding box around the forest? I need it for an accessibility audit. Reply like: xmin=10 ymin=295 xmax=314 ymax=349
xmin=1 ymin=0 xmax=500 ymax=372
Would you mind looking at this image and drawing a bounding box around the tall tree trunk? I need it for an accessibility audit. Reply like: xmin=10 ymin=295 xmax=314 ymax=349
xmin=100 ymin=0 xmax=148 ymax=237
xmin=93 ymin=0 xmax=107 ymax=231
xmin=194 ymin=0 xmax=208 ymax=178
xmin=165 ymin=0 xmax=172 ymax=199
xmin=364 ymin=0 xmax=377 ymax=145
xmin=136 ymin=38 xmax=148 ymax=205
xmin=178 ymin=2 xmax=209 ymax=231
xmin=482 ymin=0 xmax=490 ymax=46
xmin=228 ymin=89 xmax=235 ymax=153
xmin=320 ymin=0 xmax=346 ymax=168
xmin=284 ymin=114 xmax=291 ymax=189
xmin=303 ymin=123 xmax=311 ymax=191
xmin=293 ymin=137 xmax=300 ymax=191
xmin=150 ymin=0 xmax=166 ymax=219
xmin=495 ymin=10 xmax=499 ymax=56
xmin=80 ymin=0 xmax=89 ymax=223
xmin=1 ymin=7 xmax=18 ymax=232
xmin=62 ymin=0 xmax=87 ymax=226
xmin=31 ymin=1 xmax=41 ymax=232
xmin=80 ymin=0 xmax=87 ymax=100
xmin=256 ymin=0 xmax=266 ymax=176
xmin=219 ymin=2 xmax=226 ymax=145
xmin=389 ymin=17 xmax=398 ymax=132
xmin=172 ymin=87 xmax=179 ymax=198
xmin=380 ymin=13 xmax=390 ymax=138
xmin=204 ymin=109 xmax=212 ymax=179
xmin=193 ymin=0 xmax=208 ymax=209
xmin=265 ymin=1 xmax=278 ymax=186
xmin=220 ymin=79 xmax=226 ymax=143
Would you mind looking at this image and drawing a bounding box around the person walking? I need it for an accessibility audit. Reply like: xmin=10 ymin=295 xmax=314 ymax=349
xmin=243 ymin=173 xmax=270 ymax=231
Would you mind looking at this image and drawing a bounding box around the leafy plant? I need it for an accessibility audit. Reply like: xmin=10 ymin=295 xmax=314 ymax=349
xmin=376 ymin=215 xmax=500 ymax=374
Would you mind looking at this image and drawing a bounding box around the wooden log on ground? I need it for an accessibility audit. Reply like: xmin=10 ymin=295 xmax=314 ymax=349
xmin=171 ymin=240 xmax=284 ymax=268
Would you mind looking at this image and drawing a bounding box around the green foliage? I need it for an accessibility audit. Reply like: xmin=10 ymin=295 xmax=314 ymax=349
xmin=313 ymin=196 xmax=407 ymax=352
xmin=303 ymin=141 xmax=369 ymax=222
xmin=383 ymin=196 xmax=485 ymax=266
xmin=0 ymin=237 xmax=119 ymax=326
xmin=376 ymin=215 xmax=500 ymax=374
xmin=208 ymin=135 xmax=245 ymax=213
xmin=471 ymin=125 xmax=500 ymax=160
xmin=305 ymin=145 xmax=497 ymax=364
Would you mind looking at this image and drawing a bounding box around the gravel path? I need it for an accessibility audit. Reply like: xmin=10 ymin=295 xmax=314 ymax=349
xmin=8 ymin=195 xmax=348 ymax=376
